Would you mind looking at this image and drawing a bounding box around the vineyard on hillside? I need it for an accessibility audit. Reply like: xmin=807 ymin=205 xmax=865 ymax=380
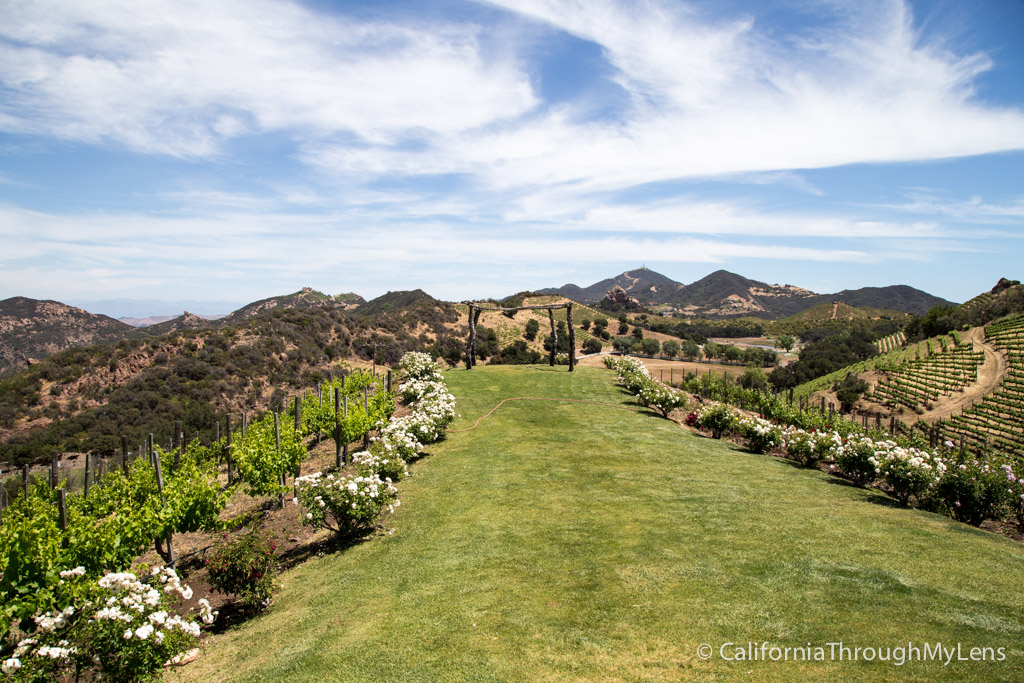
xmin=937 ymin=314 xmax=1024 ymax=462
xmin=875 ymin=330 xmax=905 ymax=353
xmin=867 ymin=333 xmax=984 ymax=413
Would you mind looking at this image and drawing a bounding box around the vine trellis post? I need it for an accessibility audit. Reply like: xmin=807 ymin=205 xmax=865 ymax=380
xmin=463 ymin=302 xmax=576 ymax=372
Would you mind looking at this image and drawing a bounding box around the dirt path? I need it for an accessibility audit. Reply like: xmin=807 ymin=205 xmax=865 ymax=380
xmin=831 ymin=302 xmax=839 ymax=320
xmin=913 ymin=327 xmax=1007 ymax=423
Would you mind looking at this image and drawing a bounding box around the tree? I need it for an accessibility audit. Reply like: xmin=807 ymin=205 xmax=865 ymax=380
xmin=661 ymin=339 xmax=679 ymax=358
xmin=618 ymin=321 xmax=629 ymax=335
xmin=703 ymin=341 xmax=722 ymax=360
xmin=631 ymin=326 xmax=644 ymax=340
xmin=738 ymin=366 xmax=768 ymax=391
xmin=524 ymin=318 xmax=540 ymax=341
xmin=723 ymin=345 xmax=743 ymax=362
xmin=776 ymin=334 xmax=795 ymax=352
xmin=476 ymin=327 xmax=499 ymax=359
xmin=641 ymin=338 xmax=660 ymax=356
xmin=582 ymin=338 xmax=603 ymax=355
xmin=835 ymin=373 xmax=869 ymax=412
xmin=612 ymin=336 xmax=636 ymax=354
xmin=682 ymin=340 xmax=701 ymax=361
xmin=593 ymin=317 xmax=608 ymax=332
xmin=490 ymin=340 xmax=542 ymax=365
xmin=580 ymin=319 xmax=591 ymax=331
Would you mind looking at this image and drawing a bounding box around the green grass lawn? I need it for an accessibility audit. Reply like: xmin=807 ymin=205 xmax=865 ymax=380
xmin=176 ymin=365 xmax=1024 ymax=682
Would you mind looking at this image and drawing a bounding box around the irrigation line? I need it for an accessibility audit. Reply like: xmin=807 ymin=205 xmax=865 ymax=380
xmin=448 ymin=397 xmax=640 ymax=434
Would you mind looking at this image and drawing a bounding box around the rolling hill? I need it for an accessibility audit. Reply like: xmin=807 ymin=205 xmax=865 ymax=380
xmin=0 ymin=297 xmax=144 ymax=376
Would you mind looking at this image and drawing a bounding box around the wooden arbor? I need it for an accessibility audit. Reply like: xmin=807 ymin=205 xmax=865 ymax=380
xmin=465 ymin=303 xmax=576 ymax=371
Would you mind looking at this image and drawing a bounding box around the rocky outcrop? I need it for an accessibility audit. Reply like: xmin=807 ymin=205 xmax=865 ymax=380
xmin=602 ymin=286 xmax=642 ymax=310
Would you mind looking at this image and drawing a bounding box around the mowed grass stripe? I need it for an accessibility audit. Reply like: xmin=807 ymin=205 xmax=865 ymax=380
xmin=175 ymin=366 xmax=1024 ymax=682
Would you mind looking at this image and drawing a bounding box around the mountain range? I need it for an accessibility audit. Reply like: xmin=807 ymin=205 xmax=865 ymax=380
xmin=537 ymin=268 xmax=954 ymax=319
xmin=0 ymin=270 xmax=954 ymax=375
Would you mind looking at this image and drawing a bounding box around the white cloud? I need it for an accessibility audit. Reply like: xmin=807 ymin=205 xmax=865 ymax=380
xmin=304 ymin=0 xmax=1024 ymax=197
xmin=0 ymin=0 xmax=537 ymax=155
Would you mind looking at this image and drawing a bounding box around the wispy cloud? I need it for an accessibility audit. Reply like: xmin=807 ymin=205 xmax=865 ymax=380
xmin=0 ymin=0 xmax=537 ymax=156
xmin=880 ymin=193 xmax=1024 ymax=222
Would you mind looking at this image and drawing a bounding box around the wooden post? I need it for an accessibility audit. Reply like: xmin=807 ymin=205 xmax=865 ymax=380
xmin=387 ymin=370 xmax=393 ymax=392
xmin=548 ymin=309 xmax=557 ymax=367
xmin=241 ymin=413 xmax=247 ymax=436
xmin=84 ymin=453 xmax=91 ymax=498
xmin=466 ymin=304 xmax=477 ymax=369
xmin=50 ymin=453 xmax=58 ymax=489
xmin=670 ymin=368 xmax=674 ymax=385
xmin=148 ymin=433 xmax=155 ymax=467
xmin=215 ymin=421 xmax=220 ymax=443
xmin=226 ymin=416 xmax=234 ymax=484
xmin=274 ymin=412 xmax=284 ymax=509
xmin=23 ymin=464 xmax=29 ymax=499
xmin=472 ymin=308 xmax=482 ymax=368
xmin=174 ymin=425 xmax=183 ymax=470
xmin=363 ymin=387 xmax=370 ymax=448
xmin=875 ymin=413 xmax=881 ymax=430
xmin=788 ymin=388 xmax=794 ymax=405
xmin=318 ymin=386 xmax=323 ymax=443
xmin=334 ymin=387 xmax=342 ymax=470
xmin=121 ymin=436 xmax=130 ymax=474
xmin=567 ymin=303 xmax=576 ymax=372
xmin=343 ymin=395 xmax=349 ymax=466
xmin=820 ymin=397 xmax=826 ymax=412
xmin=57 ymin=489 xmax=67 ymax=532
xmin=153 ymin=446 xmax=175 ymax=565
xmin=294 ymin=396 xmax=302 ymax=433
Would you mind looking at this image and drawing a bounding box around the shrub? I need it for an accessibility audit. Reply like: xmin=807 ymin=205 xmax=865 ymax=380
xmin=739 ymin=416 xmax=782 ymax=454
xmin=582 ymin=338 xmax=603 ymax=355
xmin=400 ymin=351 xmax=442 ymax=381
xmin=783 ymin=428 xmax=817 ymax=466
xmin=871 ymin=444 xmax=946 ymax=506
xmin=294 ymin=472 xmax=399 ymax=536
xmin=693 ymin=402 xmax=735 ymax=439
xmin=205 ymin=527 xmax=281 ymax=609
xmin=934 ymin=457 xmax=1015 ymax=526
xmin=835 ymin=436 xmax=878 ymax=486
xmin=783 ymin=428 xmax=841 ymax=468
xmin=5 ymin=566 xmax=215 ymax=682
xmin=353 ymin=448 xmax=409 ymax=482
xmin=638 ymin=383 xmax=688 ymax=418
xmin=373 ymin=420 xmax=424 ymax=462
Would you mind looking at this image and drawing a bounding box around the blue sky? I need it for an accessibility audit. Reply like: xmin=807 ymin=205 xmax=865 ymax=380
xmin=1 ymin=0 xmax=1023 ymax=316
